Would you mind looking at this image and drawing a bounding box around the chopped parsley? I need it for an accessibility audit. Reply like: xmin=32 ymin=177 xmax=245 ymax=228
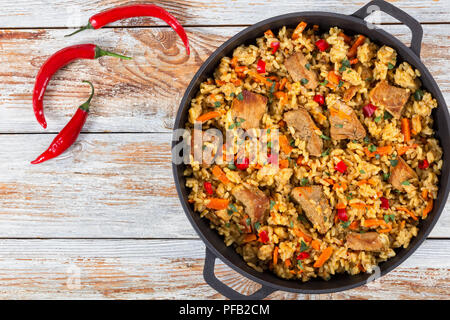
xmin=360 ymin=169 xmax=366 ymax=174
xmin=374 ymin=116 xmax=382 ymax=123
xmin=300 ymin=178 xmax=309 ymax=186
xmin=320 ymin=79 xmax=329 ymax=86
xmin=335 ymin=124 xmax=344 ymax=128
xmin=290 ymin=221 xmax=294 ymax=228
xmin=364 ymin=136 xmax=370 ymax=144
xmin=228 ymin=163 xmax=236 ymax=170
xmin=214 ymin=101 xmax=221 ymax=108
xmin=229 ymin=203 xmax=238 ymax=213
xmin=290 ymin=139 xmax=295 ymax=147
xmin=341 ymin=221 xmax=351 ymax=229
xmin=338 ymin=80 xmax=344 ymax=88
xmin=230 ymin=92 xmax=235 ymax=98
xmin=402 ymin=180 xmax=411 ymax=186
xmin=300 ymin=240 xmax=309 ymax=252
xmin=321 ymin=148 xmax=330 ymax=157
xmin=384 ymin=214 xmax=395 ymax=223
xmin=383 ymin=111 xmax=393 ymax=120
xmin=375 ymin=154 xmax=381 ymax=160
xmin=297 ymin=260 xmax=304 ymax=270
xmin=225 ymin=223 xmax=230 ymax=227
xmin=237 ymin=92 xmax=244 ymax=101
xmin=267 ymin=141 xmax=272 ymax=148
xmin=245 ymin=217 xmax=251 ymax=225
xmin=254 ymin=222 xmax=261 ymax=231
xmin=390 ymin=159 xmax=398 ymax=167
xmin=414 ymin=89 xmax=424 ymax=101
xmin=342 ymin=58 xmax=351 ymax=68
xmin=383 ymin=172 xmax=390 ymax=181
xmin=297 ymin=215 xmax=307 ymax=223
xmin=388 ymin=62 xmax=395 ymax=70
xmin=270 ymin=200 xmax=276 ymax=210
xmin=368 ymin=144 xmax=377 ymax=152
xmin=228 ymin=118 xmax=246 ymax=129
xmin=305 ymin=63 xmax=311 ymax=70
xmin=320 ymin=134 xmax=330 ymax=140
xmin=301 ymin=78 xmax=309 ymax=85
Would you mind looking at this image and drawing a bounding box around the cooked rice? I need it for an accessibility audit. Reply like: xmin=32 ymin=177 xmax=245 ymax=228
xmin=183 ymin=23 xmax=442 ymax=281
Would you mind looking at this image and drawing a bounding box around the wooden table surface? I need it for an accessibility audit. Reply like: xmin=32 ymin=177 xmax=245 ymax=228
xmin=0 ymin=0 xmax=449 ymax=299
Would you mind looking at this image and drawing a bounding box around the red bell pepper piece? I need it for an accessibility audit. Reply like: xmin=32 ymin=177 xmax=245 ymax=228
xmin=259 ymin=230 xmax=269 ymax=243
xmin=418 ymin=159 xmax=429 ymax=169
xmin=380 ymin=197 xmax=389 ymax=209
xmin=297 ymin=252 xmax=310 ymax=260
xmin=335 ymin=160 xmax=347 ymax=173
xmin=313 ymin=94 xmax=324 ymax=105
xmin=270 ymin=41 xmax=280 ymax=54
xmin=363 ymin=103 xmax=377 ymax=118
xmin=337 ymin=208 xmax=348 ymax=222
xmin=203 ymin=182 xmax=214 ymax=195
xmin=257 ymin=59 xmax=266 ymax=73
xmin=315 ymin=39 xmax=329 ymax=52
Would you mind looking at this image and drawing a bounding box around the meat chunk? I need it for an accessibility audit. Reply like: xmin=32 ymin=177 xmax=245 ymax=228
xmin=329 ymin=100 xmax=366 ymax=141
xmin=346 ymin=232 xmax=388 ymax=251
xmin=389 ymin=156 xmax=418 ymax=191
xmin=284 ymin=109 xmax=323 ymax=156
xmin=231 ymin=90 xmax=267 ymax=130
xmin=232 ymin=185 xmax=269 ymax=223
xmin=369 ymin=80 xmax=410 ymax=119
xmin=290 ymin=186 xmax=333 ymax=234
xmin=285 ymin=51 xmax=318 ymax=90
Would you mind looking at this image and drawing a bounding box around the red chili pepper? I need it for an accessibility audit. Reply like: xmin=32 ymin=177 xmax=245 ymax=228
xmin=337 ymin=208 xmax=348 ymax=222
xmin=256 ymin=59 xmax=266 ymax=73
xmin=362 ymin=103 xmax=377 ymax=118
xmin=297 ymin=252 xmax=310 ymax=260
xmin=380 ymin=197 xmax=389 ymax=209
xmin=235 ymin=157 xmax=250 ymax=171
xmin=270 ymin=41 xmax=280 ymax=54
xmin=313 ymin=94 xmax=324 ymax=105
xmin=33 ymin=44 xmax=130 ymax=129
xmin=31 ymin=81 xmax=95 ymax=164
xmin=418 ymin=159 xmax=429 ymax=169
xmin=66 ymin=4 xmax=190 ymax=55
xmin=315 ymin=39 xmax=329 ymax=52
xmin=259 ymin=230 xmax=269 ymax=243
xmin=203 ymin=181 xmax=214 ymax=195
xmin=335 ymin=160 xmax=347 ymax=173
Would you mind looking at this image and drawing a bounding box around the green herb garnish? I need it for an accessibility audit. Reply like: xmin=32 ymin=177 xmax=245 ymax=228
xmin=390 ymin=159 xmax=398 ymax=167
xmin=402 ymin=180 xmax=411 ymax=186
xmin=374 ymin=116 xmax=381 ymax=123
xmin=300 ymin=178 xmax=308 ymax=186
xmin=335 ymin=124 xmax=344 ymax=128
xmin=320 ymin=134 xmax=330 ymax=140
xmin=320 ymin=80 xmax=329 ymax=86
xmin=214 ymin=101 xmax=221 ymax=108
xmin=383 ymin=172 xmax=390 ymax=181
xmin=341 ymin=221 xmax=351 ymax=229
xmin=360 ymin=169 xmax=366 ymax=174
xmin=388 ymin=62 xmax=395 ymax=70
xmin=384 ymin=214 xmax=395 ymax=223
xmin=246 ymin=217 xmax=251 ymax=225
xmin=321 ymin=148 xmax=330 ymax=157
xmin=305 ymin=63 xmax=311 ymax=70
xmin=368 ymin=144 xmax=377 ymax=152
xmin=338 ymin=80 xmax=344 ymax=88
xmin=237 ymin=92 xmax=244 ymax=101
xmin=297 ymin=260 xmax=304 ymax=270
xmin=270 ymin=200 xmax=276 ymax=210
xmin=228 ymin=163 xmax=236 ymax=170
xmin=229 ymin=203 xmax=238 ymax=213
xmin=301 ymin=78 xmax=309 ymax=85
xmin=383 ymin=111 xmax=393 ymax=120
xmin=254 ymin=222 xmax=261 ymax=231
xmin=300 ymin=240 xmax=309 ymax=252
xmin=414 ymin=89 xmax=424 ymax=101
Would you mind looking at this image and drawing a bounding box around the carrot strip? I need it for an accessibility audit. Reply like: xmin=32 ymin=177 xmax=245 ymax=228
xmin=397 ymin=144 xmax=418 ymax=156
xmin=279 ymin=159 xmax=289 ymax=169
xmin=196 ymin=111 xmax=221 ymax=122
xmin=313 ymin=247 xmax=333 ymax=268
xmin=206 ymin=198 xmax=229 ymax=210
xmin=311 ymin=240 xmax=321 ymax=251
xmin=212 ymin=165 xmax=230 ymax=184
xmin=285 ymin=259 xmax=292 ymax=268
xmin=215 ymin=79 xmax=226 ymax=86
xmin=230 ymin=56 xmax=238 ymax=68
xmin=350 ymin=202 xmax=369 ymax=209
xmin=349 ymin=221 xmax=359 ymax=230
xmin=327 ymin=71 xmax=341 ymax=85
xmin=378 ymin=223 xmax=392 ymax=233
xmin=347 ymin=35 xmax=366 ymax=58
xmin=243 ymin=234 xmax=257 ymax=243
xmin=397 ymin=207 xmax=418 ymax=221
xmin=279 ymin=78 xmax=288 ymax=90
xmin=292 ymin=21 xmax=307 ymax=40
xmin=279 ymin=135 xmax=293 ymax=155
xmin=423 ymin=199 xmax=433 ymax=218
xmin=363 ymin=219 xmax=387 ymax=228
xmin=338 ymin=32 xmax=352 ymax=44
xmin=294 ymin=228 xmax=312 ymax=242
xmin=401 ymin=118 xmax=411 ymax=142
xmin=235 ymin=65 xmax=248 ymax=73
xmin=264 ymin=29 xmax=274 ymax=37
xmin=421 ymin=189 xmax=428 ymax=200
xmin=273 ymin=246 xmax=279 ymax=265
xmin=349 ymin=58 xmax=358 ymax=65
xmin=274 ymin=91 xmax=288 ymax=105
xmin=336 ymin=203 xmax=347 ymax=210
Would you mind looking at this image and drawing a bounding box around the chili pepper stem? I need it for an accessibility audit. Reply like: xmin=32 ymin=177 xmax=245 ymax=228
xmin=65 ymin=22 xmax=94 ymax=37
xmin=94 ymin=46 xmax=132 ymax=60
xmin=80 ymin=80 xmax=95 ymax=112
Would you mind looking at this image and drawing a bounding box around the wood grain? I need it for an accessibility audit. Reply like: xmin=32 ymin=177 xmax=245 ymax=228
xmin=0 ymin=238 xmax=446 ymax=299
xmin=0 ymin=24 xmax=449 ymax=133
xmin=0 ymin=0 xmax=449 ymax=28
xmin=0 ymin=133 xmax=448 ymax=238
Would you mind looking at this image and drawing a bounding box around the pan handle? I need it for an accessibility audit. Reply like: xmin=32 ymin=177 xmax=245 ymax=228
xmin=351 ymin=0 xmax=423 ymax=57
xmin=203 ymin=248 xmax=276 ymax=300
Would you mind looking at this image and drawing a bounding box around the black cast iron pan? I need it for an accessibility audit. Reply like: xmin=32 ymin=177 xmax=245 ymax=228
xmin=172 ymin=0 xmax=450 ymax=299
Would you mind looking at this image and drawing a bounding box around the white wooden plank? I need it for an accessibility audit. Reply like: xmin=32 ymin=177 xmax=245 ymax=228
xmin=0 ymin=133 xmax=448 ymax=238
xmin=0 ymin=0 xmax=448 ymax=28
xmin=0 ymin=239 xmax=446 ymax=299
xmin=0 ymin=24 xmax=449 ymax=133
